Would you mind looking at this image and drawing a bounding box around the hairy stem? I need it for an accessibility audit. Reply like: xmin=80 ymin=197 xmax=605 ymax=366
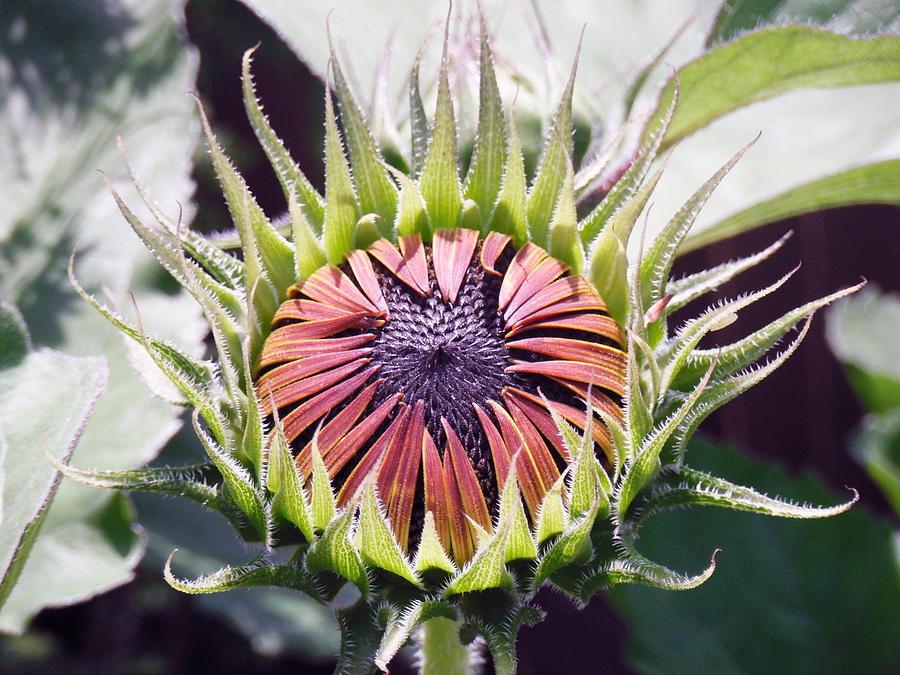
xmin=419 ymin=617 xmax=472 ymax=675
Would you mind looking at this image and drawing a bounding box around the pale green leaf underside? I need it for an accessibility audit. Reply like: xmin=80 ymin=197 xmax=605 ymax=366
xmin=647 ymin=27 xmax=900 ymax=150
xmin=682 ymin=159 xmax=900 ymax=253
xmin=0 ymin=348 xmax=108 ymax=629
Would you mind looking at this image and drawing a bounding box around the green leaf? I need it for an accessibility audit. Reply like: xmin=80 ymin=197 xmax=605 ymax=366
xmin=288 ymin=187 xmax=328 ymax=280
xmin=587 ymin=158 xmax=668 ymax=325
xmin=682 ymin=160 xmax=900 ymax=253
xmin=672 ymin=280 xmax=864 ymax=390
xmin=826 ymin=287 xmax=900 ymax=413
xmin=665 ymin=231 xmax=791 ymax=315
xmin=638 ymin=464 xmax=857 ymax=521
xmin=669 ymin=316 xmax=814 ymax=460
xmin=0 ymin=347 xmax=107 ymax=628
xmin=192 ymin=409 xmax=269 ymax=543
xmin=496 ymin=464 xmax=537 ymax=563
xmin=267 ymin=421 xmax=315 ymax=543
xmin=309 ymin=443 xmax=336 ymax=532
xmin=535 ymin=474 xmax=567 ymax=546
xmin=459 ymin=597 xmax=543 ymax=675
xmin=0 ymin=0 xmax=205 ymax=627
xmin=0 ymin=302 xmax=29 ymax=369
xmin=534 ymin=497 xmax=598 ymax=589
xmin=708 ymin=0 xmax=900 ymax=45
xmin=408 ymin=41 xmax=430 ymax=180
xmin=413 ymin=511 xmax=456 ymax=575
xmin=547 ymin=154 xmax=584 ymax=272
xmin=641 ymin=136 xmax=757 ymax=309
xmin=444 ymin=514 xmax=514 ymax=596
xmin=580 ymin=79 xmax=677 ymax=246
xmin=851 ymin=408 xmax=900 ymax=517
xmin=609 ymin=439 xmax=900 ymax=674
xmin=619 ymin=359 xmax=716 ymax=516
xmin=375 ymin=601 xmax=457 ymax=671
xmin=381 ymin=161 xmax=431 ymax=238
xmin=647 ymin=27 xmax=900 ymax=151
xmin=196 ymin=100 xmax=291 ymax=316
xmin=134 ymin=435 xmax=338 ymax=660
xmin=335 ymin=600 xmax=383 ymax=675
xmin=0 ymin=491 xmax=145 ymax=634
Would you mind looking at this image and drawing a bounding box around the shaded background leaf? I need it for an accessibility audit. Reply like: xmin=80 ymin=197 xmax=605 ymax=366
xmin=608 ymin=439 xmax=900 ymax=674
xmin=0 ymin=310 xmax=108 ymax=628
xmin=0 ymin=0 xmax=207 ymax=631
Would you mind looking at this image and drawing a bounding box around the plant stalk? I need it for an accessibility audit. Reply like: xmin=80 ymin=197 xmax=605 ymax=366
xmin=419 ymin=617 xmax=472 ymax=675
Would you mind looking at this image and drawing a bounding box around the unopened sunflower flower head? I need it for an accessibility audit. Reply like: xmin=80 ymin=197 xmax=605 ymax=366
xmin=63 ymin=13 xmax=860 ymax=675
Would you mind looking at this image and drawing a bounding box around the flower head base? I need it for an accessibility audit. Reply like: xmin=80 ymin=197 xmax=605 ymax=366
xmin=62 ymin=11 xmax=861 ymax=674
xmin=257 ymin=229 xmax=625 ymax=563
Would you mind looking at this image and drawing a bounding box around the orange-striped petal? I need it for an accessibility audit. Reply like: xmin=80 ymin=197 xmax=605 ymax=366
xmin=505 ymin=276 xmax=597 ymax=326
xmin=422 ymin=428 xmax=451 ymax=553
xmin=502 ymin=255 xmax=569 ymax=322
xmin=265 ymin=314 xmax=382 ymax=345
xmin=281 ymin=365 xmax=378 ymax=441
xmin=368 ymin=238 xmax=429 ymax=296
xmin=338 ymin=403 xmax=409 ymax=506
xmin=498 ymin=243 xmax=547 ymax=311
xmin=263 ymin=358 xmax=371 ymax=416
xmin=433 ymin=228 xmax=479 ymax=303
xmin=319 ymin=392 xmax=403 ymax=478
xmin=473 ymin=403 xmax=510 ymax=492
xmin=299 ymin=264 xmax=379 ymax=313
xmin=399 ymin=234 xmax=431 ymax=295
xmin=255 ymin=333 xmax=377 ymax=372
xmin=294 ymin=380 xmax=381 ymax=477
xmin=257 ymin=348 xmax=372 ymax=396
xmin=506 ymin=336 xmax=627 ymax=370
xmin=508 ymin=386 xmax=613 ymax=454
xmin=550 ymin=378 xmax=625 ymax=425
xmin=504 ymin=388 xmax=569 ymax=462
xmin=273 ymin=299 xmax=355 ymax=324
xmin=507 ymin=297 xmax=609 ymax=332
xmin=505 ymin=312 xmax=622 ymax=344
xmin=502 ymin=393 xmax=561 ymax=517
xmin=480 ymin=231 xmax=512 ymax=275
xmin=346 ymin=249 xmax=389 ymax=316
xmin=506 ymin=359 xmax=626 ymax=396
xmin=378 ymin=400 xmax=424 ymax=550
xmin=442 ymin=419 xmax=492 ymax=534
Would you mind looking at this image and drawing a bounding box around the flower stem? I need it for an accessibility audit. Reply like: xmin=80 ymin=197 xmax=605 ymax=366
xmin=419 ymin=617 xmax=472 ymax=675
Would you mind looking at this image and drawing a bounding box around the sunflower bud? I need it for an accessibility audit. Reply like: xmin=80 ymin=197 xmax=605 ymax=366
xmin=61 ymin=10 xmax=860 ymax=675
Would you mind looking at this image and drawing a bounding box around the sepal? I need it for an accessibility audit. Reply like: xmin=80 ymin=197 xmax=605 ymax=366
xmin=354 ymin=481 xmax=420 ymax=586
xmin=192 ymin=406 xmax=270 ymax=543
xmin=414 ymin=512 xmax=457 ymax=576
xmin=242 ymin=47 xmax=325 ymax=232
xmin=374 ymin=600 xmax=457 ymax=671
xmin=164 ymin=551 xmax=322 ymax=599
xmin=305 ymin=506 xmax=368 ymax=596
xmin=266 ymin=419 xmax=315 ymax=542
xmin=638 ymin=465 xmax=859 ymax=520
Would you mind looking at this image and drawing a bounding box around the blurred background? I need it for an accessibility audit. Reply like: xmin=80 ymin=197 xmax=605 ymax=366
xmin=1 ymin=0 xmax=897 ymax=673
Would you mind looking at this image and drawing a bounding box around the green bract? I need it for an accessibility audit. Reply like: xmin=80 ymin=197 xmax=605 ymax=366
xmin=59 ymin=13 xmax=860 ymax=675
